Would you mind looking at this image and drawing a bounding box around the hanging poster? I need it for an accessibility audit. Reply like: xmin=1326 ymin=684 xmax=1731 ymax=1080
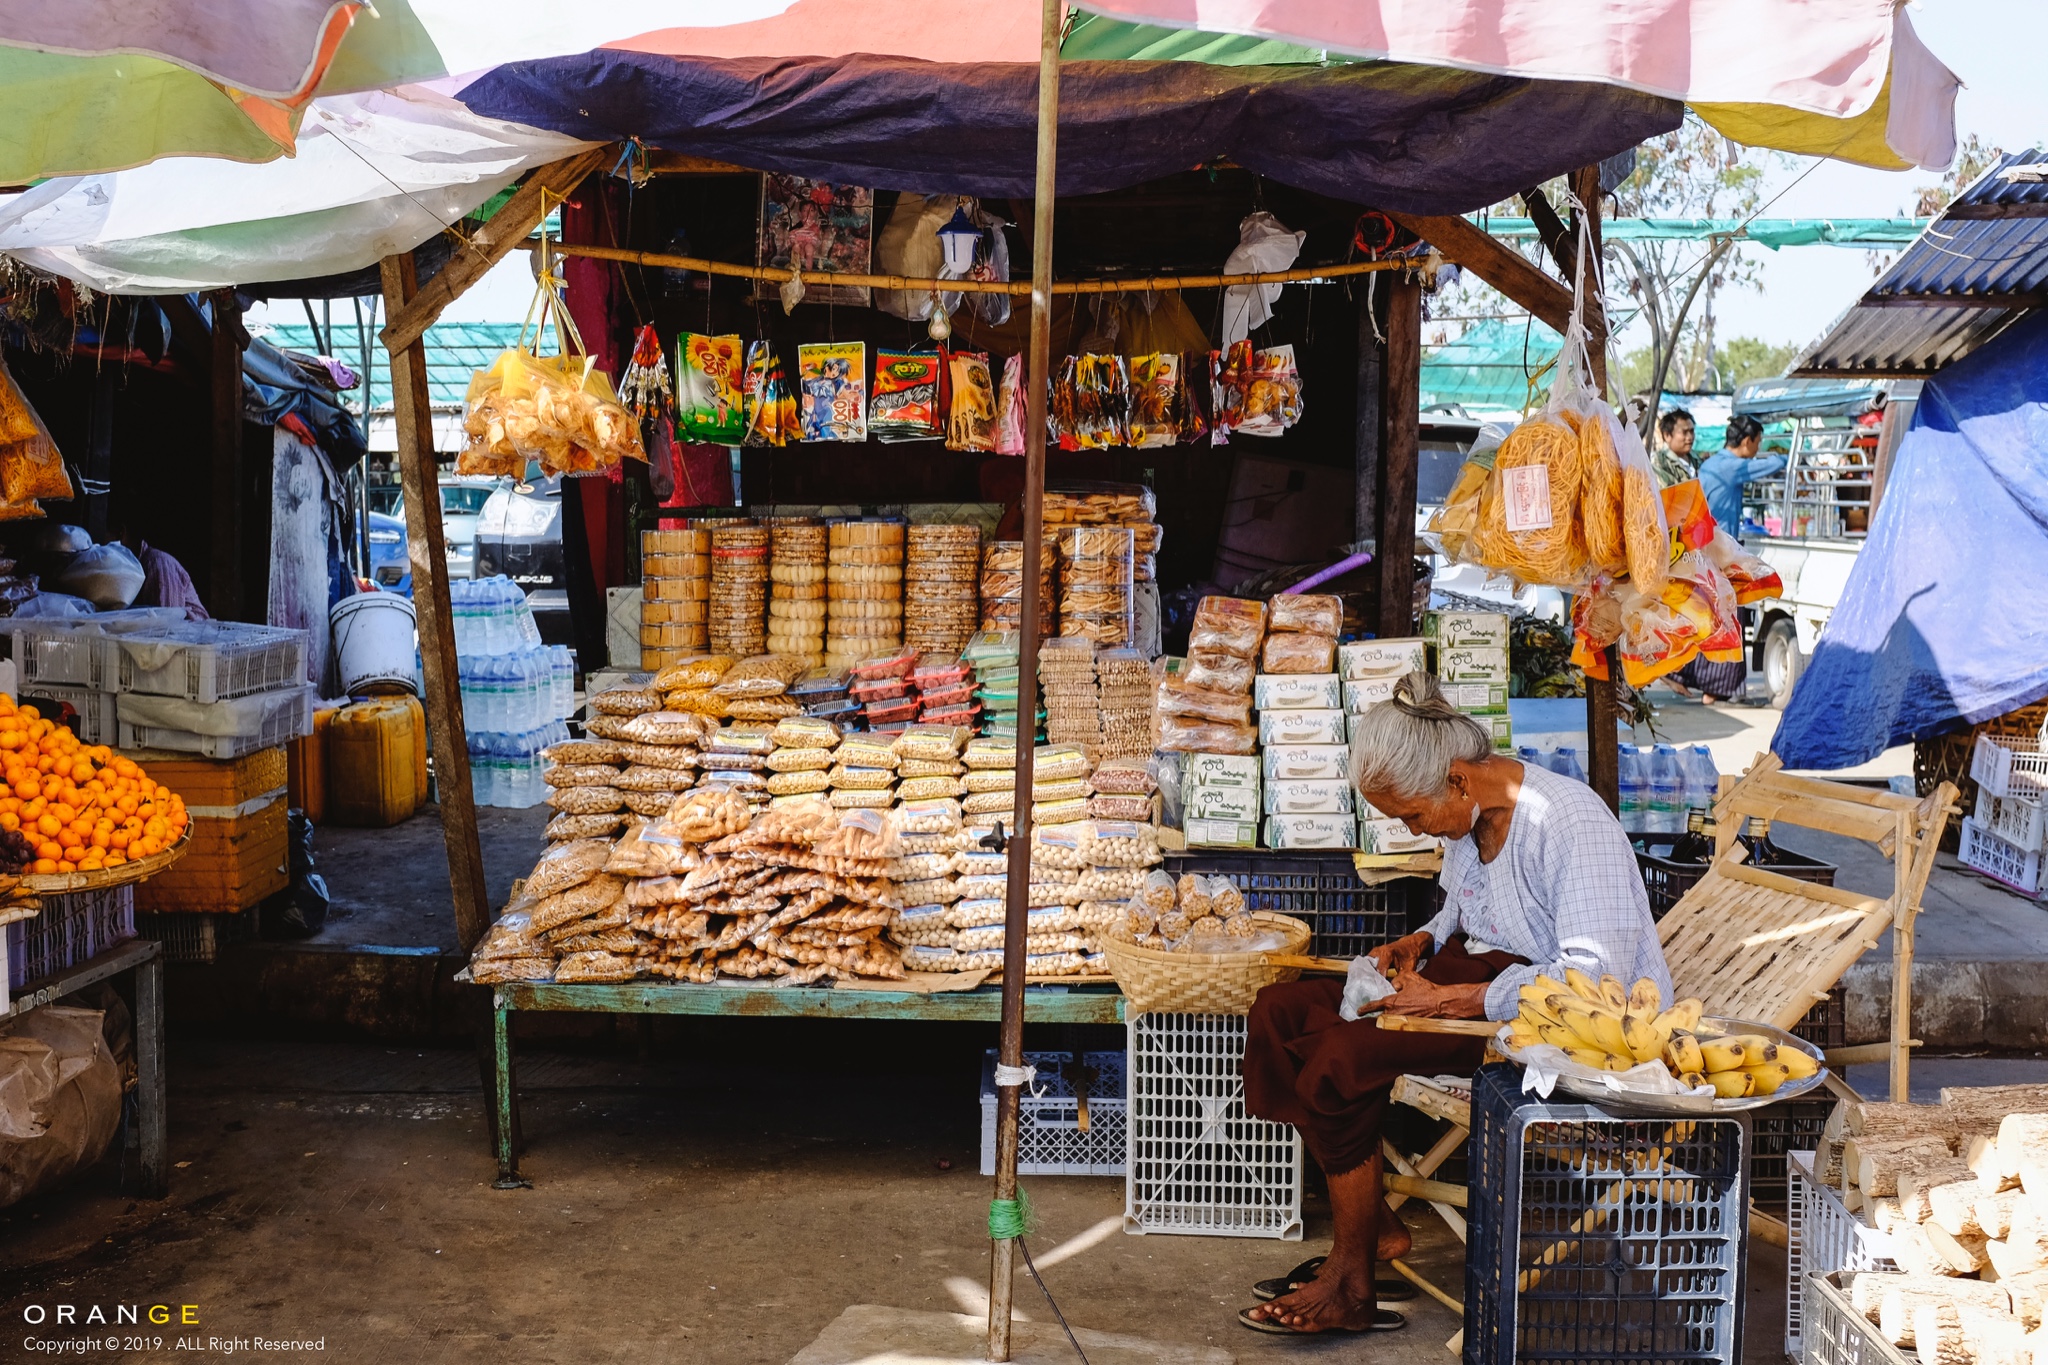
xmin=758 ymin=175 xmax=874 ymax=307
xmin=798 ymin=342 xmax=868 ymax=442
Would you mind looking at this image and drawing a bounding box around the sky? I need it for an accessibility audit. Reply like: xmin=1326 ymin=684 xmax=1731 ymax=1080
xmin=255 ymin=0 xmax=2046 ymax=355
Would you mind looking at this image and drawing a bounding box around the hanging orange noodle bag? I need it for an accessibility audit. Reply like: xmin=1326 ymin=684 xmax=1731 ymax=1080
xmin=0 ymin=353 xmax=74 ymax=503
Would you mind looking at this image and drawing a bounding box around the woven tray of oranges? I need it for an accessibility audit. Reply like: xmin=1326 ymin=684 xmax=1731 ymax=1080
xmin=0 ymin=699 xmax=193 ymax=890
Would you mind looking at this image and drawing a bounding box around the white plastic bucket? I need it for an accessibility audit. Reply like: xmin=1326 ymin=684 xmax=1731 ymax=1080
xmin=330 ymin=592 xmax=421 ymax=696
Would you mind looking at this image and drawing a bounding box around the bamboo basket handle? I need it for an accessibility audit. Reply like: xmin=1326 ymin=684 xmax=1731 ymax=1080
xmin=1263 ymin=954 xmax=1354 ymax=974
xmin=1374 ymin=1015 xmax=1500 ymax=1037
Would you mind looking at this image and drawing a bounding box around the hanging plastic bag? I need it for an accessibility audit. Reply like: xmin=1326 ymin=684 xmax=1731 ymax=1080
xmin=946 ymin=351 xmax=996 ymax=452
xmin=1128 ymin=354 xmax=1180 ymax=448
xmin=1701 ymin=527 xmax=1783 ymax=603
xmin=870 ymin=350 xmax=943 ymax=442
xmin=676 ymin=333 xmax=746 ymax=445
xmin=741 ymin=340 xmax=797 ymax=448
xmin=1233 ymin=345 xmax=1304 ymax=437
xmin=0 ymin=353 xmax=73 ymax=504
xmin=992 ymin=354 xmax=1025 ymax=455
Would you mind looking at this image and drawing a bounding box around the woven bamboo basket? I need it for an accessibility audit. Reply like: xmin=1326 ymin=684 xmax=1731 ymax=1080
xmin=1099 ymin=911 xmax=1311 ymax=1015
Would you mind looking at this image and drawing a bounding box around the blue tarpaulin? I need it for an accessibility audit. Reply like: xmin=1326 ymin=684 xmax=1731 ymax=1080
xmin=1772 ymin=312 xmax=2048 ymax=769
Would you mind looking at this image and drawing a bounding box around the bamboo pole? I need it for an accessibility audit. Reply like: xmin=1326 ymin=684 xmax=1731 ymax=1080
xmin=540 ymin=239 xmax=1418 ymax=297
xmin=1570 ymin=166 xmax=1622 ymax=813
xmin=987 ymin=0 xmax=1059 ymax=1357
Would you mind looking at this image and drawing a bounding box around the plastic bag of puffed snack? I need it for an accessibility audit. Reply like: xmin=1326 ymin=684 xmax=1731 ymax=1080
xmin=1027 ymin=823 xmax=1087 ymax=870
xmin=901 ymin=944 xmax=964 ymax=973
xmin=1140 ymin=868 xmax=1177 ymax=914
xmin=622 ymin=711 xmax=717 ymax=746
xmin=1032 ymin=744 xmax=1090 ymax=782
xmin=770 ymin=716 xmax=843 ymax=750
xmin=653 ymin=655 xmax=735 ymax=690
xmin=835 ymin=736 xmax=900 ymax=770
xmin=1205 ymin=875 xmax=1246 ymax=920
xmin=1087 ymin=758 xmax=1157 ymax=796
xmin=766 ymin=769 xmax=831 ymax=796
xmin=1032 ymin=798 xmax=1090 ymax=826
xmin=895 ymin=798 xmax=962 ymax=835
xmin=590 ymin=687 xmax=662 ymax=716
xmin=546 ymin=812 xmax=626 ymax=842
xmin=897 ymin=774 xmax=965 ymax=802
xmin=893 ymin=724 xmax=970 ymax=761
xmin=1079 ymin=819 xmax=1162 ymax=868
xmin=1178 ymin=873 xmax=1214 ymax=918
xmin=766 ymin=746 xmax=833 ymax=772
xmin=545 ymin=763 xmax=624 ymax=789
xmin=543 ymin=739 xmax=627 ymax=767
xmin=547 ymin=785 xmax=626 ymax=814
xmin=962 ymin=736 xmax=1017 ymax=770
xmin=524 ymin=839 xmax=614 ymax=899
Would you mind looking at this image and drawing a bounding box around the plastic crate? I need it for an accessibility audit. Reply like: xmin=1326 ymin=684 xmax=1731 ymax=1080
xmin=1786 ymin=1150 xmax=1895 ymax=1361
xmin=1974 ymin=786 xmax=2046 ymax=852
xmin=1958 ymin=815 xmax=2043 ymax=894
xmin=1463 ymin=1063 xmax=1749 ymax=1365
xmin=1971 ymin=733 xmax=2048 ymax=801
xmin=1162 ymin=852 xmax=1432 ymax=957
xmin=118 ymin=685 xmax=312 ymax=760
xmin=135 ymin=909 xmax=257 ymax=964
xmin=5 ymin=885 xmax=137 ymax=990
xmin=1125 ymin=1012 xmax=1303 ymax=1240
xmin=16 ymin=683 xmax=119 ymax=745
xmin=10 ymin=620 xmax=116 ymax=689
xmin=112 ymin=620 xmax=308 ymax=703
xmin=1749 ymin=1097 xmax=1834 ymax=1209
xmin=979 ymin=1050 xmax=1126 ymax=1177
xmin=1800 ymin=1272 xmax=1914 ymax=1365
xmin=1636 ymin=845 xmax=1837 ymax=918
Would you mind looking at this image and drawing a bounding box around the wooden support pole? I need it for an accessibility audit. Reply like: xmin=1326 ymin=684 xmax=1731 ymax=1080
xmin=380 ymin=146 xmax=614 ymax=354
xmin=1569 ymin=166 xmax=1622 ymax=812
xmin=379 ymin=252 xmax=492 ymax=951
xmin=1374 ymin=275 xmax=1421 ymax=639
xmin=208 ymin=289 xmax=244 ymax=621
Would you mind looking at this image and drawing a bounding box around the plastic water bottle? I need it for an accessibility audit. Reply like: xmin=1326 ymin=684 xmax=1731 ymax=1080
xmin=1649 ymin=744 xmax=1684 ymax=836
xmin=1686 ymin=745 xmax=1721 ymax=814
xmin=551 ymin=647 xmax=573 ymax=720
xmin=468 ymin=734 xmax=492 ymax=807
xmin=1554 ymin=746 xmax=1587 ymax=784
xmin=1518 ymin=745 xmax=1543 ymax=769
xmin=1617 ymin=745 xmax=1646 ymax=835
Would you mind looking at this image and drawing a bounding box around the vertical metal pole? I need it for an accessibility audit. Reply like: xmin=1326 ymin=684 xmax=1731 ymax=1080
xmin=1570 ymin=166 xmax=1621 ymax=812
xmin=988 ymin=1 xmax=1059 ymax=1357
xmin=135 ymin=947 xmax=167 ymax=1199
xmin=208 ymin=289 xmax=245 ymax=621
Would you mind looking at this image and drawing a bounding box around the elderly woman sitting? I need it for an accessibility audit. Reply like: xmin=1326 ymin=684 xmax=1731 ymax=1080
xmin=1239 ymin=671 xmax=1672 ymax=1337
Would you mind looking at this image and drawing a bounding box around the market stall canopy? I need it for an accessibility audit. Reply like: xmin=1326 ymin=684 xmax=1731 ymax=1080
xmin=1772 ymin=311 xmax=2048 ymax=769
xmin=0 ymin=0 xmax=367 ymax=183
xmin=1480 ymin=218 xmax=1928 ymax=250
xmin=1732 ymin=376 xmax=1888 ymax=422
xmin=449 ymin=0 xmax=1680 ymax=206
xmin=1063 ymin=0 xmax=1959 ymax=171
xmin=1792 ymin=151 xmax=2048 ymax=379
xmin=0 ymin=87 xmax=598 ymax=294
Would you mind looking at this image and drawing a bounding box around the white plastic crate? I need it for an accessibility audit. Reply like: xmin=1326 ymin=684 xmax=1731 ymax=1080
xmin=979 ymin=1050 xmax=1126 ymax=1177
xmin=11 ymin=620 xmax=115 ymax=689
xmin=16 ymin=682 xmax=117 ymax=745
xmin=1125 ymin=1012 xmax=1303 ymax=1240
xmin=1787 ymin=1150 xmax=1895 ymax=1361
xmin=111 ymin=620 xmax=308 ymax=703
xmin=1800 ymin=1272 xmax=1914 ymax=1365
xmin=1958 ymin=815 xmax=2043 ymax=895
xmin=117 ymin=685 xmax=312 ymax=759
xmin=1971 ymin=733 xmax=2048 ymax=801
xmin=1974 ymin=786 xmax=2047 ymax=851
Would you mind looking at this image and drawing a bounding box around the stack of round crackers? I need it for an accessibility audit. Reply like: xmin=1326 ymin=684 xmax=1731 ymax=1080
xmin=709 ymin=521 xmax=769 ymax=657
xmin=640 ymin=526 xmax=711 ymax=669
xmin=825 ymin=519 xmax=906 ymax=670
xmin=1039 ymin=636 xmax=1101 ymax=758
xmin=1057 ymin=525 xmax=1134 ymax=647
xmin=979 ymin=537 xmax=1056 ymax=633
xmin=902 ymin=523 xmax=981 ymax=657
xmin=766 ymin=517 xmax=828 ymax=667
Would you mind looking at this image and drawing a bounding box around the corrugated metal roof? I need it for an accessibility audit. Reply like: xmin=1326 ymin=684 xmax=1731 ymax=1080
xmin=1792 ymin=151 xmax=2048 ymax=377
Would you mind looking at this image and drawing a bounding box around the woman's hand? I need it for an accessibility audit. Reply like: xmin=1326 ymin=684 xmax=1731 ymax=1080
xmin=1367 ymin=931 xmax=1433 ymax=980
xmin=1382 ymin=978 xmax=1489 ymax=1020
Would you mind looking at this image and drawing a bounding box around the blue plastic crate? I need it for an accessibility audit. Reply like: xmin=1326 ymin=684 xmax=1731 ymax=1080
xmin=1463 ymin=1064 xmax=1750 ymax=1365
xmin=5 ymin=885 xmax=137 ymax=990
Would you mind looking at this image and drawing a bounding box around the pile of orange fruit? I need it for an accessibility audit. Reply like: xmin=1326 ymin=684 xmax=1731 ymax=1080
xmin=0 ymin=697 xmax=188 ymax=874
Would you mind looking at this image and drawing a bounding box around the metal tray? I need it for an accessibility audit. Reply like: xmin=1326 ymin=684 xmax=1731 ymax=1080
xmin=1494 ymin=1015 xmax=1828 ymax=1117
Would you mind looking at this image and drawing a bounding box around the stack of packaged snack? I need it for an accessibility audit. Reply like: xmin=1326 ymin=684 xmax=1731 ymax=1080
xmin=1039 ymin=637 xmax=1100 ymax=758
xmin=1045 ymin=483 xmax=1160 ymax=648
xmin=979 ymin=538 xmax=1055 ymax=634
xmin=1426 ymin=610 xmax=1513 ymax=752
xmin=1179 ymin=751 xmax=1260 ymax=849
xmin=709 ymin=523 xmax=769 ymax=657
xmin=1110 ymin=867 xmax=1257 ymax=953
xmin=964 ymin=631 xmax=1040 ymax=743
xmin=766 ymin=518 xmax=828 ymax=666
xmin=1336 ymin=637 xmax=1427 ymax=733
xmin=791 ymin=667 xmax=860 ymax=730
xmin=890 ymin=724 xmax=970 ymax=805
xmin=959 ymin=733 xmax=1020 ymax=826
xmin=826 ymin=519 xmax=906 ymax=670
xmin=1029 ymin=742 xmax=1094 ymax=829
xmin=1056 ymin=526 xmax=1135 ymax=647
xmin=546 ymin=686 xmax=715 ymax=843
xmin=1156 ymin=596 xmax=1263 ymax=756
xmin=762 ymin=714 xmax=841 ymax=802
xmin=1086 ymin=756 xmax=1157 ymax=822
xmin=848 ymin=649 xmax=920 ymax=733
xmin=699 ymin=722 xmax=775 ymax=813
xmin=1254 ymin=594 xmax=1350 ymax=849
xmin=1093 ymin=647 xmax=1154 ymax=759
xmin=910 ymin=655 xmax=978 ymax=730
xmin=639 ymin=527 xmax=711 ymax=668
xmin=902 ymin=523 xmax=981 ymax=656
xmin=828 ymin=729 xmax=900 ymax=811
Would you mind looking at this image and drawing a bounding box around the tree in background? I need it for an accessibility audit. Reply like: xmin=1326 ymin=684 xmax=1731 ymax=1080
xmin=1914 ymin=134 xmax=2006 ymax=217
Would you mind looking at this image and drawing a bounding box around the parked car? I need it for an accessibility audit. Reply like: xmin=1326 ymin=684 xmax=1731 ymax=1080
xmin=474 ymin=476 xmax=569 ymax=639
xmin=392 ymin=475 xmax=502 ymax=580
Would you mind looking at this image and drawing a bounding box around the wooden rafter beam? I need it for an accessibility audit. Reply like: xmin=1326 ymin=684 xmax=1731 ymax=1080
xmin=1386 ymin=211 xmax=1573 ymax=335
xmin=380 ymin=145 xmax=615 ymax=353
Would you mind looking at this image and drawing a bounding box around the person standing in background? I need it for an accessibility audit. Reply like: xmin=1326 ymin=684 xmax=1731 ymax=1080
xmin=1652 ymin=408 xmax=1698 ymax=487
xmin=1696 ymin=414 xmax=1786 ymax=544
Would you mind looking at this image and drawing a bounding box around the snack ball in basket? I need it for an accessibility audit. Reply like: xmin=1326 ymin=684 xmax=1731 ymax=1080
xmin=0 ymin=699 xmax=188 ymax=873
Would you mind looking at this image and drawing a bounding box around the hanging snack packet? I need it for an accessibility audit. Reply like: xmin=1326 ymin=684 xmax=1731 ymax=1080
xmin=1234 ymin=345 xmax=1304 ymax=437
xmin=619 ymin=323 xmax=673 ymax=420
xmin=1176 ymin=350 xmax=1212 ymax=446
xmin=869 ymin=349 xmax=942 ymax=442
xmin=742 ymin=340 xmax=798 ymax=447
xmin=1070 ymin=354 xmax=1129 ymax=449
xmin=676 ymin=333 xmax=746 ymax=445
xmin=993 ymin=354 xmax=1026 ymax=455
xmin=946 ymin=350 xmax=996 ymax=452
xmin=798 ymin=342 xmax=868 ymax=442
xmin=1127 ymin=353 xmax=1181 ymax=448
xmin=1210 ymin=341 xmax=1251 ymax=443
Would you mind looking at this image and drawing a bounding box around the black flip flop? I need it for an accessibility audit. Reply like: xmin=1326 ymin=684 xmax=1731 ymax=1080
xmin=1237 ymin=1306 xmax=1407 ymax=1335
xmin=1251 ymin=1256 xmax=1415 ymax=1303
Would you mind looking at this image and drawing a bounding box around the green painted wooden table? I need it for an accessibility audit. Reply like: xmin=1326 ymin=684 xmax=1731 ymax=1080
xmin=485 ymin=980 xmax=1125 ymax=1186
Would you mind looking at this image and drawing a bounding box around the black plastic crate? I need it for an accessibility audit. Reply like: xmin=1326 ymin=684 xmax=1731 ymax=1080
xmin=1464 ymin=1063 xmax=1750 ymax=1365
xmin=1749 ymin=1096 xmax=1835 ymax=1209
xmin=1635 ymin=847 xmax=1836 ymax=918
xmin=1162 ymin=852 xmax=1434 ymax=957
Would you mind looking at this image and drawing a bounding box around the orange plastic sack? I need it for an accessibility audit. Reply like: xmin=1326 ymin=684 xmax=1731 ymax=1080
xmin=0 ymin=355 xmax=73 ymax=503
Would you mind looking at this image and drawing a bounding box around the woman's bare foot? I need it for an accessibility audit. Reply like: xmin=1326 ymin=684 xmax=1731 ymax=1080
xmin=1244 ymin=1256 xmax=1379 ymax=1333
xmin=1378 ymin=1204 xmax=1413 ymax=1262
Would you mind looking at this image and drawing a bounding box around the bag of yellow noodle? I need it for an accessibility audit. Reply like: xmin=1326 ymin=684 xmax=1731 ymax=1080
xmin=1467 ymin=412 xmax=1591 ymax=587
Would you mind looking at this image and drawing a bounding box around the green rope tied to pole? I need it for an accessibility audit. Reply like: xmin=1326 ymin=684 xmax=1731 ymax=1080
xmin=988 ymin=1187 xmax=1032 ymax=1241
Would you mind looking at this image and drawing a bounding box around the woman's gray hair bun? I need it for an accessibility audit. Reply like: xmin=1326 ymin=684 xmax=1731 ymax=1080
xmin=1349 ymin=670 xmax=1493 ymax=800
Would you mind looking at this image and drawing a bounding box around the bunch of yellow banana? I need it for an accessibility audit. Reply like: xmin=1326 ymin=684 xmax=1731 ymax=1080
xmin=1502 ymin=970 xmax=1817 ymax=1097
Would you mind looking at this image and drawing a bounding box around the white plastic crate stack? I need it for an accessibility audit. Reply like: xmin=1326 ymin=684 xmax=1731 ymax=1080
xmin=978 ymin=1050 xmax=1126 ymax=1177
xmin=1786 ymin=1149 xmax=1897 ymax=1360
xmin=11 ymin=616 xmax=313 ymax=757
xmin=1963 ymin=733 xmax=2047 ymax=894
xmin=1124 ymin=1012 xmax=1303 ymax=1239
xmin=452 ymin=576 xmax=574 ymax=808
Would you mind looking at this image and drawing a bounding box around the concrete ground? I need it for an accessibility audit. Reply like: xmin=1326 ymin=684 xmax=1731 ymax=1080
xmin=2 ymin=1029 xmax=1820 ymax=1365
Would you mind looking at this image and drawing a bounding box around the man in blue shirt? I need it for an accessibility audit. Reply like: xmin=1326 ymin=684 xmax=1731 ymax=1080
xmin=1696 ymin=414 xmax=1786 ymax=541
